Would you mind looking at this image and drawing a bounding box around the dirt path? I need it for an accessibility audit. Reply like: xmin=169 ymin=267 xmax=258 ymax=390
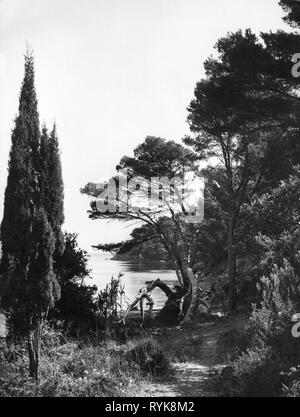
xmin=144 ymin=316 xmax=247 ymax=397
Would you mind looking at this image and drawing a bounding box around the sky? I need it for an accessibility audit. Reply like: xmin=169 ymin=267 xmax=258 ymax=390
xmin=0 ymin=0 xmax=290 ymax=252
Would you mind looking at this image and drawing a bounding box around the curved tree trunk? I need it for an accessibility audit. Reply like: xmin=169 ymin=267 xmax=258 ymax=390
xmin=175 ymin=268 xmax=184 ymax=287
xmin=120 ymin=264 xmax=200 ymax=326
xmin=180 ymin=266 xmax=199 ymax=324
xmin=122 ymin=292 xmax=154 ymax=325
xmin=173 ymin=250 xmax=199 ymax=323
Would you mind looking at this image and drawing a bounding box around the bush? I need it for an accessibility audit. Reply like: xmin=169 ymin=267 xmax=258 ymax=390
xmin=215 ymin=301 xmax=300 ymax=397
xmin=126 ymin=337 xmax=172 ymax=377
xmin=285 ymin=380 xmax=300 ymax=397
xmin=41 ymin=322 xmax=64 ymax=350
xmin=217 ymin=346 xmax=285 ymax=397
xmin=53 ymin=233 xmax=97 ymax=334
xmin=281 ymin=366 xmax=300 ymax=397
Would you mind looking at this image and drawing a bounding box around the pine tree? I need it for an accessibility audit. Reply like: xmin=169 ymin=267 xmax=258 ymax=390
xmin=0 ymin=51 xmax=62 ymax=380
xmin=279 ymin=0 xmax=300 ymax=28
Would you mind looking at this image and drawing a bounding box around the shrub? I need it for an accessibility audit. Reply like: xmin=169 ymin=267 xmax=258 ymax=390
xmin=281 ymin=366 xmax=300 ymax=397
xmin=41 ymin=322 xmax=64 ymax=350
xmin=97 ymin=275 xmax=124 ymax=326
xmin=215 ymin=307 xmax=300 ymax=396
xmin=126 ymin=337 xmax=172 ymax=377
xmin=217 ymin=346 xmax=286 ymax=397
xmin=53 ymin=233 xmax=97 ymax=334
xmin=215 ymin=301 xmax=300 ymax=396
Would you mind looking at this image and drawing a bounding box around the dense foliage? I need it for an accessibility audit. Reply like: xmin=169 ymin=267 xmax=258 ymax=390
xmin=52 ymin=233 xmax=97 ymax=334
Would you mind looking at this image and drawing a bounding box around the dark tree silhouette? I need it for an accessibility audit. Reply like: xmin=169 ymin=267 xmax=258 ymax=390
xmin=186 ymin=28 xmax=300 ymax=311
xmin=0 ymin=51 xmax=63 ymax=380
xmin=40 ymin=123 xmax=65 ymax=256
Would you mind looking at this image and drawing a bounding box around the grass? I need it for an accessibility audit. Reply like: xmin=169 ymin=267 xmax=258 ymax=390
xmin=0 ymin=325 xmax=172 ymax=397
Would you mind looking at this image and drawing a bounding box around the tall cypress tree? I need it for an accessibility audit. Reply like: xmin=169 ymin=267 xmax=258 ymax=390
xmin=0 ymin=51 xmax=62 ymax=380
xmin=0 ymin=52 xmax=40 ymax=271
xmin=40 ymin=123 xmax=65 ymax=257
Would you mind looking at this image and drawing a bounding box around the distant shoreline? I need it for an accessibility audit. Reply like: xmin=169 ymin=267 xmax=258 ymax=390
xmin=89 ymin=250 xmax=174 ymax=265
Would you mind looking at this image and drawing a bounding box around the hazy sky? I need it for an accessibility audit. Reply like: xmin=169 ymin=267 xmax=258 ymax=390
xmin=0 ymin=0 xmax=290 ymax=252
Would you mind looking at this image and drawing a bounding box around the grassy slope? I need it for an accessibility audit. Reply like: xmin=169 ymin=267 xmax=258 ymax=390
xmin=0 ymin=316 xmax=246 ymax=397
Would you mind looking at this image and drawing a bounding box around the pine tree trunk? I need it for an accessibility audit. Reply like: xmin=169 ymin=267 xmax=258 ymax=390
xmin=175 ymin=268 xmax=184 ymax=287
xmin=180 ymin=267 xmax=199 ymax=324
xmin=227 ymin=215 xmax=237 ymax=312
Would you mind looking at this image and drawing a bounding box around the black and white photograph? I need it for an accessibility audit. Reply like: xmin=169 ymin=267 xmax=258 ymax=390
xmin=0 ymin=0 xmax=300 ymax=402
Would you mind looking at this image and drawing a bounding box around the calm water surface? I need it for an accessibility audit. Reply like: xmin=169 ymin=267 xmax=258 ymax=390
xmin=88 ymin=252 xmax=178 ymax=309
